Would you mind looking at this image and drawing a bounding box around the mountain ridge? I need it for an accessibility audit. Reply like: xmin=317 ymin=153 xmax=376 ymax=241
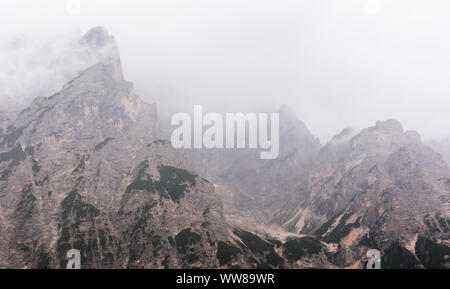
xmin=0 ymin=27 xmax=449 ymax=269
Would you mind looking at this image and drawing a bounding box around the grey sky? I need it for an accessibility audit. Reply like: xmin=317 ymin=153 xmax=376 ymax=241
xmin=1 ymin=0 xmax=450 ymax=142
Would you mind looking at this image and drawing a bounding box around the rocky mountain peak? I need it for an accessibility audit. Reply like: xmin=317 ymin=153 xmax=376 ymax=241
xmin=79 ymin=27 xmax=124 ymax=81
xmin=4 ymin=58 xmax=158 ymax=151
xmin=278 ymin=106 xmax=321 ymax=152
xmin=79 ymin=27 xmax=112 ymax=48
xmin=346 ymin=119 xmax=422 ymax=159
xmin=1 ymin=26 xmax=159 ymax=152
xmin=325 ymin=127 xmax=357 ymax=148
xmin=373 ymin=119 xmax=404 ymax=134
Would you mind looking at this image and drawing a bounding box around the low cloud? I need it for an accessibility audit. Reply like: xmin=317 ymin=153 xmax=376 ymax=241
xmin=1 ymin=0 xmax=450 ymax=143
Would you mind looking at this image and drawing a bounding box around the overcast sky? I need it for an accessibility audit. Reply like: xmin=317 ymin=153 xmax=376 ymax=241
xmin=1 ymin=0 xmax=450 ymax=142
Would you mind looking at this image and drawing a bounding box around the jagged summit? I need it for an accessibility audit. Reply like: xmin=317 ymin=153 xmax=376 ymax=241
xmin=79 ymin=27 xmax=124 ymax=81
xmin=325 ymin=127 xmax=357 ymax=147
xmin=278 ymin=105 xmax=321 ymax=150
xmin=6 ymin=59 xmax=158 ymax=151
xmin=373 ymin=119 xmax=404 ymax=134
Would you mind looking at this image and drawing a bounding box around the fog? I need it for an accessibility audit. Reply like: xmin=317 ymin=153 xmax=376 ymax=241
xmin=1 ymin=0 xmax=450 ymax=142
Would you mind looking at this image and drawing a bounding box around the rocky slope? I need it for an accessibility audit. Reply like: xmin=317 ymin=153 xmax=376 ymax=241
xmin=193 ymin=112 xmax=450 ymax=268
xmin=271 ymin=120 xmax=450 ymax=268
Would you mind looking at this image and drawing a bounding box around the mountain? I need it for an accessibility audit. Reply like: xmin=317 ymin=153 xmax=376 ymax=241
xmin=2 ymin=27 xmax=344 ymax=270
xmin=190 ymin=106 xmax=321 ymax=231
xmin=1 ymin=27 xmax=448 ymax=269
xmin=192 ymin=111 xmax=450 ymax=268
xmin=272 ymin=120 xmax=450 ymax=268
xmin=0 ymin=28 xmax=250 ymax=269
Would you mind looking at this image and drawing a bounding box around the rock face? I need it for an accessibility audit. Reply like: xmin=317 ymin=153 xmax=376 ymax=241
xmin=271 ymin=120 xmax=450 ymax=268
xmin=0 ymin=28 xmax=233 ymax=269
